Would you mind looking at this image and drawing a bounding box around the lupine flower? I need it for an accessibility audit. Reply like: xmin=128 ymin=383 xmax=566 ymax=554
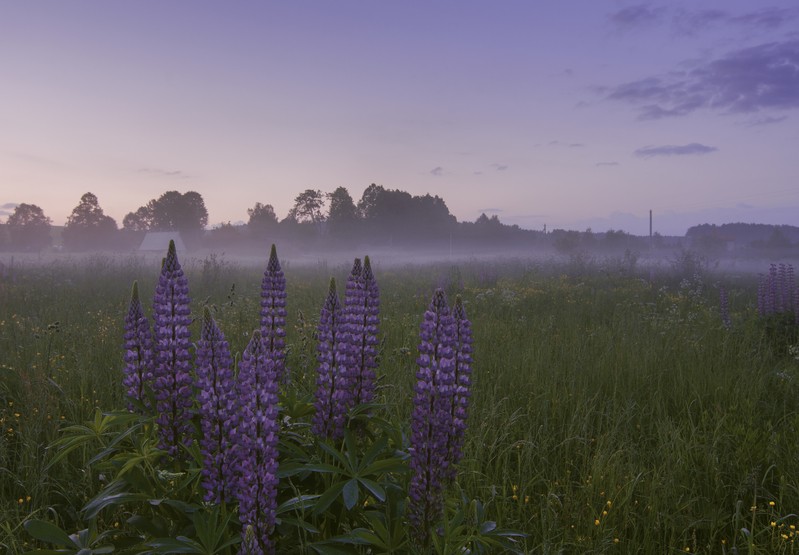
xmin=446 ymin=295 xmax=473 ymax=480
xmin=123 ymin=280 xmax=154 ymax=412
xmin=341 ymin=256 xmax=380 ymax=407
xmin=152 ymin=240 xmax=194 ymax=458
xmin=408 ymin=289 xmax=456 ymax=546
xmin=719 ymin=287 xmax=732 ymax=330
xmin=312 ymin=278 xmax=348 ymax=440
xmin=196 ymin=307 xmax=235 ymax=503
xmin=260 ymin=244 xmax=287 ymax=383
xmin=233 ymin=331 xmax=280 ymax=555
xmin=757 ymin=263 xmax=797 ymax=320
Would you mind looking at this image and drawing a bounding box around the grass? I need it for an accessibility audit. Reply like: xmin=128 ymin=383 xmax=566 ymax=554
xmin=1 ymin=251 xmax=799 ymax=553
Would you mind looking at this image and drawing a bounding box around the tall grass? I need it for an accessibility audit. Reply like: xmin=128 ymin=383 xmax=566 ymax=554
xmin=2 ymin=252 xmax=798 ymax=553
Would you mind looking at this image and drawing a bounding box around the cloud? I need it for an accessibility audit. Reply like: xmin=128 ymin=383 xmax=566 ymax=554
xmin=609 ymin=5 xmax=666 ymax=31
xmin=672 ymin=8 xmax=728 ymax=36
xmin=478 ymin=208 xmax=503 ymax=214
xmin=138 ymin=167 xmax=192 ymax=179
xmin=634 ymin=143 xmax=718 ymax=158
xmin=0 ymin=202 xmax=17 ymax=220
xmin=606 ymin=40 xmax=799 ymax=118
xmin=595 ymin=161 xmax=619 ymax=167
xmin=429 ymin=166 xmax=444 ymax=176
xmin=491 ymin=163 xmax=508 ymax=171
xmin=742 ymin=115 xmax=788 ymax=126
xmin=730 ymin=7 xmax=796 ymax=30
xmin=612 ymin=5 xmax=797 ymax=36
xmin=548 ymin=140 xmax=586 ymax=148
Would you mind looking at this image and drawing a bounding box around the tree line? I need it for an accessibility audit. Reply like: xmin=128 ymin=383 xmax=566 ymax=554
xmin=0 ymin=185 xmax=541 ymax=252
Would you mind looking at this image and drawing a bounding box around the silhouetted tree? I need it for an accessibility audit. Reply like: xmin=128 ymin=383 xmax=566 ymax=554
xmin=125 ymin=191 xmax=208 ymax=232
xmin=327 ymin=187 xmax=358 ymax=238
xmin=123 ymin=206 xmax=153 ymax=231
xmin=289 ymin=189 xmax=325 ymax=224
xmin=62 ymin=192 xmax=118 ymax=251
xmin=247 ymin=202 xmax=279 ymax=239
xmin=7 ymin=203 xmax=52 ymax=251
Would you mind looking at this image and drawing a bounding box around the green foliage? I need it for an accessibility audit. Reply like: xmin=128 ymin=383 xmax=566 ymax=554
xmin=3 ymin=253 xmax=799 ymax=553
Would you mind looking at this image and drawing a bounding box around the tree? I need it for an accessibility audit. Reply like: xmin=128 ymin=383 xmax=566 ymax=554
xmin=7 ymin=203 xmax=52 ymax=251
xmin=125 ymin=191 xmax=208 ymax=232
xmin=62 ymin=192 xmax=118 ymax=250
xmin=247 ymin=202 xmax=279 ymax=238
xmin=123 ymin=206 xmax=153 ymax=231
xmin=326 ymin=187 xmax=358 ymax=238
xmin=288 ymin=189 xmax=325 ymax=225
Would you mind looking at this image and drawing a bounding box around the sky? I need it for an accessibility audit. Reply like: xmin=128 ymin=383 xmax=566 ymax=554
xmin=0 ymin=1 xmax=797 ymax=236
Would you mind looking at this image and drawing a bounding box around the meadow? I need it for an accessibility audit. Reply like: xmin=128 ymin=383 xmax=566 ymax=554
xmin=1 ymin=248 xmax=799 ymax=554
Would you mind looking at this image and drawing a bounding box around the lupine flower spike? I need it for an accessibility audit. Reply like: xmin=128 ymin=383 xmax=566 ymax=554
xmin=152 ymin=240 xmax=194 ymax=458
xmin=312 ymin=278 xmax=348 ymax=440
xmin=408 ymin=288 xmax=456 ymax=547
xmin=719 ymin=287 xmax=732 ymax=330
xmin=196 ymin=306 xmax=236 ymax=503
xmin=123 ymin=280 xmax=153 ymax=412
xmin=260 ymin=244 xmax=287 ymax=383
xmin=447 ymin=294 xmax=473 ymax=481
xmin=234 ymin=331 xmax=280 ymax=555
xmin=342 ymin=256 xmax=380 ymax=408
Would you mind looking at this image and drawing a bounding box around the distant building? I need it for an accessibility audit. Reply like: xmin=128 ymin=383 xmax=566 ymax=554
xmin=138 ymin=231 xmax=187 ymax=253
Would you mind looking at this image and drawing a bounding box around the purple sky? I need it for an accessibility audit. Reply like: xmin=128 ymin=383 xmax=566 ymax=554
xmin=1 ymin=1 xmax=797 ymax=236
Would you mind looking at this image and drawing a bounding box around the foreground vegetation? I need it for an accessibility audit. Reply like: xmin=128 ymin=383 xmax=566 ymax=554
xmin=1 ymin=250 xmax=799 ymax=553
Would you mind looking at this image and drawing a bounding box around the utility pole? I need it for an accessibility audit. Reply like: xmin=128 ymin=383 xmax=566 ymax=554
xmin=649 ymin=209 xmax=653 ymax=249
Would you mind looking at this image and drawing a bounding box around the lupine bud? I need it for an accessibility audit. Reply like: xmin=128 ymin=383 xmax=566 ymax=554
xmin=123 ymin=281 xmax=154 ymax=412
xmin=152 ymin=240 xmax=194 ymax=458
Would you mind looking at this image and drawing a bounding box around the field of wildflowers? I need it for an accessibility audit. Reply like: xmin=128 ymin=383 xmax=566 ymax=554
xmin=1 ymin=247 xmax=799 ymax=553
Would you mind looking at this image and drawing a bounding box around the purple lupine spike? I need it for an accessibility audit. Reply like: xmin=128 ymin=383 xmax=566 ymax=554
xmin=787 ymin=264 xmax=796 ymax=314
xmin=446 ymin=295 xmax=473 ymax=481
xmin=768 ymin=264 xmax=778 ymax=315
xmin=234 ymin=330 xmax=280 ymax=555
xmin=260 ymin=244 xmax=287 ymax=383
xmin=341 ymin=256 xmax=380 ymax=408
xmin=408 ymin=289 xmax=456 ymax=547
xmin=196 ymin=307 xmax=236 ymax=503
xmin=719 ymin=287 xmax=731 ymax=330
xmin=312 ymin=278 xmax=349 ymax=440
xmin=123 ymin=280 xmax=154 ymax=412
xmin=777 ymin=263 xmax=787 ymax=313
xmin=152 ymin=240 xmax=194 ymax=458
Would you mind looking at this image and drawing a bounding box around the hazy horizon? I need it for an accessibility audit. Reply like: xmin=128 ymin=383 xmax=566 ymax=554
xmin=1 ymin=1 xmax=797 ymax=236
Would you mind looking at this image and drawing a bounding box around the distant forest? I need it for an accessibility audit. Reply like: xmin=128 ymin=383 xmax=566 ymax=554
xmin=1 ymin=187 xmax=797 ymax=256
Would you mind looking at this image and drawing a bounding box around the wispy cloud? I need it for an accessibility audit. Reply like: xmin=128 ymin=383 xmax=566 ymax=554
xmin=595 ymin=161 xmax=619 ymax=167
xmin=0 ymin=202 xmax=18 ymax=219
xmin=491 ymin=163 xmax=508 ymax=171
xmin=478 ymin=207 xmax=503 ymax=214
xmin=548 ymin=140 xmax=586 ymax=148
xmin=634 ymin=143 xmax=718 ymax=158
xmin=609 ymin=5 xmax=666 ymax=32
xmin=138 ymin=167 xmax=192 ymax=179
xmin=606 ymin=40 xmax=799 ymax=119
xmin=609 ymin=5 xmax=796 ymax=35
xmin=742 ymin=115 xmax=789 ymax=126
xmin=430 ymin=166 xmax=444 ymax=176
